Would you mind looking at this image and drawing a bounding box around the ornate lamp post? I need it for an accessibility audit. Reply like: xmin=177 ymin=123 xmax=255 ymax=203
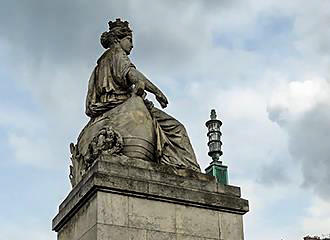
xmin=205 ymin=109 xmax=228 ymax=184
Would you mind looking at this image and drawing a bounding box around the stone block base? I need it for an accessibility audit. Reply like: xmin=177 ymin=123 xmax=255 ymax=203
xmin=53 ymin=156 xmax=249 ymax=240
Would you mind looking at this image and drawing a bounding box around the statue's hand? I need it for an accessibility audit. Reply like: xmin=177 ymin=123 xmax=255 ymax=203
xmin=156 ymin=91 xmax=168 ymax=108
xmin=133 ymin=81 xmax=145 ymax=97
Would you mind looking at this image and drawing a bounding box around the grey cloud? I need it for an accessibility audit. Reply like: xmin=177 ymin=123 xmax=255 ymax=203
xmin=267 ymin=105 xmax=289 ymax=127
xmin=292 ymin=1 xmax=330 ymax=56
xmin=257 ymin=160 xmax=291 ymax=187
xmin=0 ymin=0 xmax=125 ymax=64
xmin=289 ymin=104 xmax=330 ymax=199
xmin=268 ymin=103 xmax=330 ymax=199
xmin=0 ymin=0 xmax=237 ymax=72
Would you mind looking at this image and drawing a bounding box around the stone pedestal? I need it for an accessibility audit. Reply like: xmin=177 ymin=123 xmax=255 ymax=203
xmin=52 ymin=155 xmax=249 ymax=240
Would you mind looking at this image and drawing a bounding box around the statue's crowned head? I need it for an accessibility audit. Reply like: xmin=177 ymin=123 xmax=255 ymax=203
xmin=100 ymin=18 xmax=132 ymax=49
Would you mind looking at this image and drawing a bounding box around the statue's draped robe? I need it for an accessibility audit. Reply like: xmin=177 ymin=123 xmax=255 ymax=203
xmin=85 ymin=45 xmax=200 ymax=172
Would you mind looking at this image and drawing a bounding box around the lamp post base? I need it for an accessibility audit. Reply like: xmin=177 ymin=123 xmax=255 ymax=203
xmin=205 ymin=160 xmax=229 ymax=185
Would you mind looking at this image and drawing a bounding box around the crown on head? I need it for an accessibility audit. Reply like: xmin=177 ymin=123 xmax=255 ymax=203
xmin=108 ymin=18 xmax=130 ymax=30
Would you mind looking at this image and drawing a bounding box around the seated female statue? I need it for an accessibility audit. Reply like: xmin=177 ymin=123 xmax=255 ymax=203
xmin=71 ymin=19 xmax=200 ymax=186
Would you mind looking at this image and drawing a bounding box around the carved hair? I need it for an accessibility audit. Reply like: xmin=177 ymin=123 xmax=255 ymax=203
xmin=100 ymin=18 xmax=132 ymax=49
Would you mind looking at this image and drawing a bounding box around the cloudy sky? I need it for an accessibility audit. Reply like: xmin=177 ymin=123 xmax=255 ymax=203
xmin=1 ymin=0 xmax=330 ymax=239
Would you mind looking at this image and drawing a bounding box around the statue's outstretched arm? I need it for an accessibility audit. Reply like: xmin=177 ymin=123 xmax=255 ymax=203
xmin=127 ymin=68 xmax=168 ymax=108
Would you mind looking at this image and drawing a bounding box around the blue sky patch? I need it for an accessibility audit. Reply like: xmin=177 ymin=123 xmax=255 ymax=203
xmin=214 ymin=14 xmax=298 ymax=58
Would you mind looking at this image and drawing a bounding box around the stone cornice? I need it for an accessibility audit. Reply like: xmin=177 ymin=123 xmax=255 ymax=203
xmin=52 ymin=156 xmax=249 ymax=232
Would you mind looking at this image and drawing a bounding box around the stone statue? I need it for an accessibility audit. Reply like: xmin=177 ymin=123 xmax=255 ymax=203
xmin=69 ymin=19 xmax=200 ymax=187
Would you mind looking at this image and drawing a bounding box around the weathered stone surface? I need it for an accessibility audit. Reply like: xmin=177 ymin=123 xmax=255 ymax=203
xmin=80 ymin=225 xmax=97 ymax=240
xmin=53 ymin=156 xmax=248 ymax=240
xmin=97 ymin=192 xmax=128 ymax=226
xmin=128 ymin=198 xmax=176 ymax=232
xmin=219 ymin=212 xmax=244 ymax=240
xmin=58 ymin=194 xmax=97 ymax=240
xmin=147 ymin=230 xmax=176 ymax=240
xmin=176 ymin=205 xmax=220 ymax=239
xmin=55 ymin=157 xmax=247 ymax=228
xmin=176 ymin=234 xmax=219 ymax=240
xmin=97 ymin=224 xmax=146 ymax=240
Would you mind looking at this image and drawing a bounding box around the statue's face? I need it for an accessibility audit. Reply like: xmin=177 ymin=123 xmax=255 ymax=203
xmin=120 ymin=35 xmax=133 ymax=55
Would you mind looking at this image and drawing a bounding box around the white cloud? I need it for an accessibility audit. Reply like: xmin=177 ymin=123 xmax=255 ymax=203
xmin=268 ymin=77 xmax=330 ymax=121
xmin=0 ymin=103 xmax=73 ymax=169
xmin=302 ymin=196 xmax=330 ymax=237
xmin=8 ymin=133 xmax=54 ymax=168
